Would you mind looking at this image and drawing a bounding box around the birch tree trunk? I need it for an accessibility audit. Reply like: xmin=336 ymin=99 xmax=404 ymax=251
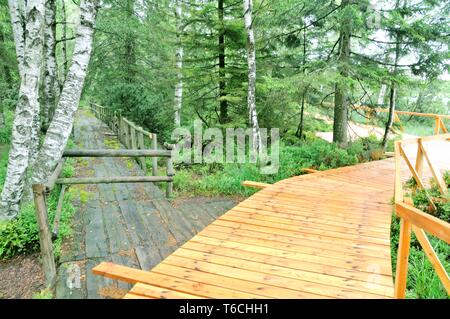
xmin=42 ymin=0 xmax=58 ymax=130
xmin=60 ymin=0 xmax=68 ymax=90
xmin=1 ymin=0 xmax=45 ymax=220
xmin=243 ymin=0 xmax=262 ymax=154
xmin=7 ymin=0 xmax=25 ymax=77
xmin=377 ymin=84 xmax=387 ymax=106
xmin=174 ymin=0 xmax=183 ymax=127
xmin=32 ymin=0 xmax=99 ymax=185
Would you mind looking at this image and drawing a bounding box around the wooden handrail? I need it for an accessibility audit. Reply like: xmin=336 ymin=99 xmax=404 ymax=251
xmin=395 ymin=203 xmax=450 ymax=244
xmin=393 ymin=132 xmax=449 ymax=298
xmin=89 ymin=101 xmax=173 ymax=197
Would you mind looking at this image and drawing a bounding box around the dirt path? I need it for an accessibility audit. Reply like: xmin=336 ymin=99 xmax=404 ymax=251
xmin=56 ymin=109 xmax=236 ymax=299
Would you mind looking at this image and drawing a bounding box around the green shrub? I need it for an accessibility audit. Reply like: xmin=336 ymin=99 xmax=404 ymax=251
xmin=172 ymin=138 xmax=365 ymax=197
xmin=0 ymin=183 xmax=76 ymax=260
xmin=0 ymin=127 xmax=77 ymax=260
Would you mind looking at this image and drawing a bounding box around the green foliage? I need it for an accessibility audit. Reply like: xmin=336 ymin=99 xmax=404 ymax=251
xmin=32 ymin=288 xmax=53 ymax=299
xmin=0 ymin=109 xmax=77 ymax=259
xmin=172 ymin=137 xmax=378 ymax=197
xmin=0 ymin=183 xmax=76 ymax=260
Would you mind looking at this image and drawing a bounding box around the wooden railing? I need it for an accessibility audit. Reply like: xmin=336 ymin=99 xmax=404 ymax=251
xmin=393 ymin=132 xmax=450 ymax=298
xmin=89 ymin=102 xmax=160 ymax=176
xmin=31 ymin=104 xmax=176 ymax=287
xmin=356 ymin=106 xmax=449 ymax=134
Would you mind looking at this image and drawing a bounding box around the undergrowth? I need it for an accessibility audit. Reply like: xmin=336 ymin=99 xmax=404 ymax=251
xmin=0 ymin=109 xmax=77 ymax=260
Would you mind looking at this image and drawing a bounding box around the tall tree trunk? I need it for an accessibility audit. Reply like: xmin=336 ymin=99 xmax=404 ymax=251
xmin=60 ymin=0 xmax=68 ymax=90
xmin=32 ymin=0 xmax=99 ymax=185
xmin=7 ymin=0 xmax=25 ymax=77
xmin=296 ymin=26 xmax=308 ymax=138
xmin=174 ymin=0 xmax=183 ymax=127
xmin=1 ymin=0 xmax=45 ymax=220
xmin=42 ymin=0 xmax=58 ymax=131
xmin=381 ymin=0 xmax=402 ymax=151
xmin=218 ymin=0 xmax=228 ymax=124
xmin=124 ymin=0 xmax=136 ymax=85
xmin=381 ymin=37 xmax=401 ymax=150
xmin=333 ymin=0 xmax=351 ymax=147
xmin=243 ymin=0 xmax=262 ymax=154
xmin=377 ymin=84 xmax=387 ymax=106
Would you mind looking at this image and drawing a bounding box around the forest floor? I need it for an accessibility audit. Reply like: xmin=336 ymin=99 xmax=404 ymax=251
xmin=0 ymin=253 xmax=45 ymax=299
xmin=54 ymin=109 xmax=237 ymax=299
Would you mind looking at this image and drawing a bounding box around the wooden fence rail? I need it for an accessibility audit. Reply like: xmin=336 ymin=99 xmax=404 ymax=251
xmin=393 ymin=132 xmax=450 ymax=298
xmin=89 ymin=102 xmax=162 ymax=176
xmin=355 ymin=106 xmax=449 ymax=134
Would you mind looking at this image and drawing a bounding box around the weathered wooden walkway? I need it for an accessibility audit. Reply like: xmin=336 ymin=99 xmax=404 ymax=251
xmin=56 ymin=109 xmax=236 ymax=298
xmin=93 ymin=135 xmax=449 ymax=299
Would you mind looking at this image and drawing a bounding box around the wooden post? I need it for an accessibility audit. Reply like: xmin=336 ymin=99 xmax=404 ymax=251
xmin=137 ymin=131 xmax=147 ymax=173
xmin=415 ymin=144 xmax=423 ymax=180
xmin=125 ymin=122 xmax=131 ymax=149
xmin=130 ymin=126 xmax=137 ymax=150
xmin=166 ymin=144 xmax=174 ymax=198
xmin=32 ymin=184 xmax=57 ymax=287
xmin=434 ymin=116 xmax=440 ymax=135
xmin=394 ymin=218 xmax=412 ymax=299
xmin=394 ymin=141 xmax=403 ymax=204
xmin=152 ymin=134 xmax=158 ymax=176
xmin=52 ymin=185 xmax=67 ymax=239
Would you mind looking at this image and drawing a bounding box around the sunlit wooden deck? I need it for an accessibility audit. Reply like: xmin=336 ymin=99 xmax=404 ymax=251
xmin=93 ymin=134 xmax=449 ymax=299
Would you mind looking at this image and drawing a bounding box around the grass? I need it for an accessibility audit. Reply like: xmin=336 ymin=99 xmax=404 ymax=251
xmin=170 ymin=135 xmax=385 ymax=197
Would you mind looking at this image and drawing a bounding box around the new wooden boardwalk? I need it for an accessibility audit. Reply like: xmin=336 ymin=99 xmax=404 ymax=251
xmin=93 ymin=134 xmax=449 ymax=299
xmin=93 ymin=159 xmax=401 ymax=298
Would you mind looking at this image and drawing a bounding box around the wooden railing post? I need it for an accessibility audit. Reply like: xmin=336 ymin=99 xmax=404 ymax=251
xmin=435 ymin=116 xmax=440 ymax=135
xmin=165 ymin=144 xmax=174 ymax=198
xmin=32 ymin=184 xmax=57 ymax=287
xmin=394 ymin=217 xmax=412 ymax=299
xmin=137 ymin=131 xmax=146 ymax=173
xmin=152 ymin=134 xmax=158 ymax=176
xmin=130 ymin=126 xmax=137 ymax=150
xmin=394 ymin=141 xmax=403 ymax=203
xmin=125 ymin=122 xmax=131 ymax=148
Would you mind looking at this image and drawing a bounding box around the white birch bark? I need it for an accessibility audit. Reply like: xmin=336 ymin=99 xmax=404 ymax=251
xmin=8 ymin=0 xmax=25 ymax=77
xmin=59 ymin=0 xmax=68 ymax=89
xmin=174 ymin=0 xmax=183 ymax=127
xmin=243 ymin=0 xmax=262 ymax=154
xmin=1 ymin=0 xmax=45 ymax=219
xmin=42 ymin=0 xmax=58 ymax=128
xmin=32 ymin=0 xmax=99 ymax=185
xmin=377 ymin=84 xmax=387 ymax=106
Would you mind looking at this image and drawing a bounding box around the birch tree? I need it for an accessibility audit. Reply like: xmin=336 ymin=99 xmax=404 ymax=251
xmin=59 ymin=0 xmax=68 ymax=89
xmin=1 ymin=0 xmax=45 ymax=219
xmin=174 ymin=0 xmax=183 ymax=127
xmin=32 ymin=0 xmax=99 ymax=185
xmin=7 ymin=0 xmax=25 ymax=77
xmin=42 ymin=0 xmax=58 ymax=130
xmin=243 ymin=0 xmax=262 ymax=154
